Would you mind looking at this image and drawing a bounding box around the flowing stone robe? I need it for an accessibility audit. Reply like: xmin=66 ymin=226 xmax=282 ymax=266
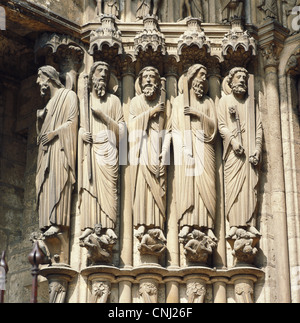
xmin=78 ymin=93 xmax=125 ymax=232
xmin=36 ymin=88 xmax=78 ymax=231
xmin=129 ymin=94 xmax=166 ymax=230
xmin=172 ymin=93 xmax=217 ymax=231
xmin=218 ymin=93 xmax=263 ymax=228
xmin=136 ymin=0 xmax=151 ymax=19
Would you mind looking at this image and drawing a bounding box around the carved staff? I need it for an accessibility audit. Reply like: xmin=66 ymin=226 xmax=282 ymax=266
xmin=229 ymin=105 xmax=243 ymax=147
xmin=0 ymin=251 xmax=8 ymax=303
xmin=28 ymin=241 xmax=44 ymax=303
xmin=84 ymin=74 xmax=92 ymax=182
xmin=156 ymin=77 xmax=167 ymax=179
xmin=183 ymin=76 xmax=193 ymax=158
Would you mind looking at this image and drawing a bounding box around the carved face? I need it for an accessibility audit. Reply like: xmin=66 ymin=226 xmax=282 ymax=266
xmin=94 ymin=224 xmax=102 ymax=235
xmin=36 ymin=70 xmax=50 ymax=97
xmin=192 ymin=68 xmax=207 ymax=99
xmin=231 ymin=71 xmax=248 ymax=95
xmin=92 ymin=64 xmax=109 ymax=98
xmin=141 ymin=69 xmax=160 ymax=101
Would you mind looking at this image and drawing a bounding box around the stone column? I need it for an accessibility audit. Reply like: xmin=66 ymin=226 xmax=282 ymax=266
xmin=208 ymin=64 xmax=227 ymax=303
xmin=165 ymin=277 xmax=181 ymax=303
xmin=118 ymin=276 xmax=134 ymax=303
xmin=212 ymin=277 xmax=229 ymax=303
xmin=120 ymin=59 xmax=135 ymax=269
xmin=259 ymin=19 xmax=290 ymax=303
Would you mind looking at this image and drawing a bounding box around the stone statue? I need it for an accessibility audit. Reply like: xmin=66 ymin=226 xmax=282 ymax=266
xmin=36 ymin=65 xmax=78 ymax=238
xmin=78 ymin=61 xmax=125 ymax=251
xmin=129 ymin=66 xmax=168 ymax=258
xmin=179 ymin=0 xmax=204 ymax=21
xmin=79 ymin=224 xmax=117 ymax=265
xmin=218 ymin=67 xmax=263 ymax=261
xmin=221 ymin=0 xmax=245 ymax=23
xmin=95 ymin=0 xmax=119 ymax=17
xmin=136 ymin=0 xmax=162 ymax=20
xmin=172 ymin=64 xmax=218 ymax=263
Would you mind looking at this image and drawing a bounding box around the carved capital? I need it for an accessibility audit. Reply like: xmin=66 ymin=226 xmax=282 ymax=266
xmin=258 ymin=19 xmax=289 ymax=69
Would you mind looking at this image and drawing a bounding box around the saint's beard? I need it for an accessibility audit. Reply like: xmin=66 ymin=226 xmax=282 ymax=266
xmin=142 ymin=83 xmax=160 ymax=100
xmin=232 ymin=83 xmax=247 ymax=95
xmin=192 ymin=78 xmax=205 ymax=99
xmin=93 ymin=78 xmax=107 ymax=98
xmin=40 ymin=82 xmax=50 ymax=97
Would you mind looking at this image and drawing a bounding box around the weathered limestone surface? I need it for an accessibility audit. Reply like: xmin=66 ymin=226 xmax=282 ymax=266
xmin=0 ymin=0 xmax=299 ymax=303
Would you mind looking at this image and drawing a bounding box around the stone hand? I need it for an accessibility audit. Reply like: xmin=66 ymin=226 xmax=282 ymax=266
xmin=231 ymin=138 xmax=245 ymax=156
xmin=184 ymin=106 xmax=201 ymax=117
xmin=249 ymin=150 xmax=260 ymax=166
xmin=82 ymin=131 xmax=93 ymax=144
xmin=150 ymin=102 xmax=165 ymax=118
xmin=41 ymin=131 xmax=57 ymax=146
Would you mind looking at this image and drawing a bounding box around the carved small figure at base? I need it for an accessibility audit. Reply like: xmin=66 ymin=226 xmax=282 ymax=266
xmin=29 ymin=232 xmax=51 ymax=265
xmin=180 ymin=228 xmax=217 ymax=265
xmin=136 ymin=227 xmax=166 ymax=257
xmin=227 ymin=227 xmax=261 ymax=265
xmin=80 ymin=224 xmax=117 ymax=266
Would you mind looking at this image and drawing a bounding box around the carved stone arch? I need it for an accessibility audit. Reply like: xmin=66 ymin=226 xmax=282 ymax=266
xmin=285 ymin=45 xmax=300 ymax=76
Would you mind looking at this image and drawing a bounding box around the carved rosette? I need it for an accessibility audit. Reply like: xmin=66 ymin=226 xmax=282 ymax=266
xmin=177 ymin=17 xmax=211 ymax=58
xmin=186 ymin=280 xmax=207 ymax=303
xmin=89 ymin=14 xmax=123 ymax=57
xmin=134 ymin=15 xmax=166 ymax=62
xmin=138 ymin=280 xmax=158 ymax=303
xmin=91 ymin=281 xmax=111 ymax=303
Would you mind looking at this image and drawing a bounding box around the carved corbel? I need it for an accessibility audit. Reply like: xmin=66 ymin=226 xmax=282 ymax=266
xmin=34 ymin=33 xmax=84 ymax=91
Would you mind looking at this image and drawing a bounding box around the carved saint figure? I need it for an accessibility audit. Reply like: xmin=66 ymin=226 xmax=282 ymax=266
xmin=36 ymin=66 xmax=78 ymax=237
xmin=172 ymin=64 xmax=218 ymax=250
xmin=222 ymin=0 xmax=245 ymax=22
xmin=218 ymin=67 xmax=263 ymax=240
xmin=78 ymin=61 xmax=125 ymax=244
xmin=129 ymin=66 xmax=167 ymax=256
xmin=136 ymin=0 xmax=161 ymax=20
xmin=95 ymin=0 xmax=119 ymax=17
xmin=179 ymin=0 xmax=204 ymax=21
